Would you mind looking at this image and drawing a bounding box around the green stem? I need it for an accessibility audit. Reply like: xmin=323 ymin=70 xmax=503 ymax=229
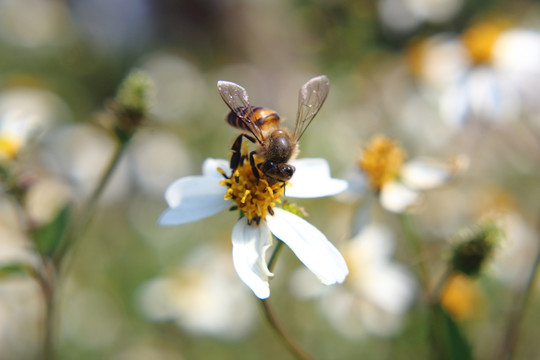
xmin=268 ymin=240 xmax=284 ymax=272
xmin=260 ymin=299 xmax=315 ymax=360
xmin=498 ymin=225 xmax=540 ymax=360
xmin=53 ymin=139 xmax=129 ymax=264
xmin=399 ymin=212 xmax=430 ymax=290
xmin=31 ymin=258 xmax=56 ymax=360
xmin=399 ymin=212 xmax=443 ymax=358
xmin=259 ymin=240 xmax=314 ymax=360
xmin=431 ymin=267 xmax=454 ymax=304
xmin=43 ymin=137 xmax=129 ymax=358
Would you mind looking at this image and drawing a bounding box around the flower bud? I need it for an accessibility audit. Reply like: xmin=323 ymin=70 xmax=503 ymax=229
xmin=450 ymin=221 xmax=501 ymax=277
xmin=111 ymin=70 xmax=153 ymax=142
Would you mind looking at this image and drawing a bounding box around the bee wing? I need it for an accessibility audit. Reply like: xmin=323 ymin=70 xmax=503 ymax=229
xmin=217 ymin=80 xmax=265 ymax=144
xmin=293 ymin=75 xmax=330 ymax=141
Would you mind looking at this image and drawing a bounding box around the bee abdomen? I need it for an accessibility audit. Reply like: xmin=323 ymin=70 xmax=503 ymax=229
xmin=226 ymin=106 xmax=281 ymax=132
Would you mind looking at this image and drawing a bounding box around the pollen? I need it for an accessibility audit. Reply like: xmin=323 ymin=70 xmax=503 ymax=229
xmin=462 ymin=18 xmax=511 ymax=64
xmin=358 ymin=135 xmax=406 ymax=191
xmin=220 ymin=153 xmax=285 ymax=225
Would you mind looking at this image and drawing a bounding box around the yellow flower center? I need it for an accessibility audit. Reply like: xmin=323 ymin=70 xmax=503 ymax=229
xmin=0 ymin=135 xmax=21 ymax=160
xmin=462 ymin=18 xmax=511 ymax=64
xmin=358 ymin=135 xmax=406 ymax=191
xmin=441 ymin=273 xmax=484 ymax=321
xmin=406 ymin=38 xmax=427 ymax=79
xmin=220 ymin=150 xmax=285 ymax=225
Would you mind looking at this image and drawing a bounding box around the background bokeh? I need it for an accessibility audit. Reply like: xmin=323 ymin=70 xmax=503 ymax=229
xmin=1 ymin=0 xmax=540 ymax=359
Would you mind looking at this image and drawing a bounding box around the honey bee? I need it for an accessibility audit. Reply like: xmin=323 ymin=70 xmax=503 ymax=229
xmin=217 ymin=75 xmax=330 ymax=183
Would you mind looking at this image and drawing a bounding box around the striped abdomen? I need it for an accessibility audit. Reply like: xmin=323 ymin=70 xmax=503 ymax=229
xmin=226 ymin=106 xmax=281 ymax=133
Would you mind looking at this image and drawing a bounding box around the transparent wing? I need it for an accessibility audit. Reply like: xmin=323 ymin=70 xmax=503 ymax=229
xmin=293 ymin=75 xmax=330 ymax=141
xmin=217 ymin=80 xmax=265 ymax=143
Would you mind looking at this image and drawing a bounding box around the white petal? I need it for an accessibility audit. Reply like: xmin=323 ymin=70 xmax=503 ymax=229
xmin=286 ymin=158 xmax=348 ymax=198
xmin=380 ymin=181 xmax=420 ymax=213
xmin=401 ymin=157 xmax=467 ymax=190
xmin=266 ymin=208 xmax=348 ymax=285
xmin=364 ymin=263 xmax=416 ymax=315
xmin=349 ymin=224 xmax=396 ymax=262
xmin=136 ymin=278 xmax=175 ymax=321
xmin=202 ymin=158 xmax=229 ymax=177
xmin=159 ymin=176 xmax=229 ymax=225
xmin=231 ymin=218 xmax=273 ymax=299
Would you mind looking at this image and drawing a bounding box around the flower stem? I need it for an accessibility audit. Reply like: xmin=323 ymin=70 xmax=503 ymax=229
xmin=260 ymin=299 xmax=315 ymax=360
xmin=268 ymin=240 xmax=284 ymax=272
xmin=399 ymin=212 xmax=445 ymax=358
xmin=53 ymin=139 xmax=129 ymax=264
xmin=260 ymin=240 xmax=314 ymax=360
xmin=498 ymin=221 xmax=540 ymax=360
xmin=31 ymin=257 xmax=57 ymax=360
xmin=44 ymin=137 xmax=129 ymax=358
xmin=399 ymin=213 xmax=430 ymax=290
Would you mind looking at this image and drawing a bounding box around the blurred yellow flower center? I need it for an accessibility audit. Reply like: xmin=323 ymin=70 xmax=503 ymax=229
xmin=220 ymin=152 xmax=285 ymax=225
xmin=406 ymin=38 xmax=427 ymax=79
xmin=462 ymin=18 xmax=511 ymax=64
xmin=441 ymin=273 xmax=484 ymax=321
xmin=0 ymin=135 xmax=21 ymax=160
xmin=358 ymin=135 xmax=406 ymax=191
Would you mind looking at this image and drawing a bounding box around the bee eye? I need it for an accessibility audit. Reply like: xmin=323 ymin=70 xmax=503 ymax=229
xmin=283 ymin=166 xmax=295 ymax=178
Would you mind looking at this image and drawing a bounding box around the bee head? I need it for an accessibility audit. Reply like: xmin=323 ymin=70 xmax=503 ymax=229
xmin=260 ymin=161 xmax=295 ymax=182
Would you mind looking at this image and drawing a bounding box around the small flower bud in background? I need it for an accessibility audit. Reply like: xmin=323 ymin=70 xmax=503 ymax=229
xmin=110 ymin=70 xmax=153 ymax=143
xmin=280 ymin=201 xmax=308 ymax=220
xmin=450 ymin=221 xmax=501 ymax=277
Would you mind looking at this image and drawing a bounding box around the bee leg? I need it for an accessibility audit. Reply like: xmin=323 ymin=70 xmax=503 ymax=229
xmin=249 ymin=151 xmax=260 ymax=182
xmin=230 ymin=135 xmax=243 ymax=170
xmin=230 ymin=134 xmax=257 ymax=170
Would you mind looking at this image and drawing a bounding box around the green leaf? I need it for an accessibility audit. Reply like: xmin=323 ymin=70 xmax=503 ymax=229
xmin=33 ymin=205 xmax=71 ymax=256
xmin=0 ymin=263 xmax=29 ymax=278
xmin=430 ymin=303 xmax=474 ymax=360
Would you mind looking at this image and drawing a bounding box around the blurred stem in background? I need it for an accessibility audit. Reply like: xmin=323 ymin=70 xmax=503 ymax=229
xmin=34 ymin=70 xmax=153 ymax=360
xmin=399 ymin=212 xmax=441 ymax=357
xmin=499 ymin=216 xmax=540 ymax=360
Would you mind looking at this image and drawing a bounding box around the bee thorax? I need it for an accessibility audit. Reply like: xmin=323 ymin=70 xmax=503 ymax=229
xmin=264 ymin=130 xmax=296 ymax=163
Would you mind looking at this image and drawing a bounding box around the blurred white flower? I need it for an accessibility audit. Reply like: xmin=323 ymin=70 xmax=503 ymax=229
xmin=24 ymin=177 xmax=72 ymax=227
xmin=159 ymin=155 xmax=348 ymax=299
xmin=347 ymin=135 xmax=467 ymax=213
xmin=484 ymin=203 xmax=539 ymax=289
xmin=140 ymin=53 xmax=207 ymax=122
xmin=410 ymin=20 xmax=540 ymax=126
xmin=291 ymin=224 xmax=416 ymax=338
xmin=0 ymin=277 xmax=44 ymax=359
xmin=0 ymin=198 xmax=40 ymax=269
xmin=379 ymin=0 xmax=463 ymax=34
xmin=0 ymin=0 xmax=69 ymax=48
xmin=128 ymin=129 xmax=193 ymax=197
xmin=0 ymin=88 xmax=69 ymax=160
xmin=0 ymin=200 xmax=44 ymax=358
xmin=137 ymin=246 xmax=257 ymax=339
xmin=40 ymin=123 xmax=131 ymax=205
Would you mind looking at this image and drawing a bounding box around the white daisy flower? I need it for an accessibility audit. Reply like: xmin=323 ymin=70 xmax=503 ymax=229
xmin=349 ymin=135 xmax=467 ymax=213
xmin=158 ymin=154 xmax=349 ymax=299
xmin=0 ymin=88 xmax=68 ymax=161
xmin=290 ymin=224 xmax=416 ymax=338
xmin=410 ymin=20 xmax=540 ymax=126
xmin=378 ymin=0 xmax=463 ymax=35
xmin=137 ymin=246 xmax=257 ymax=339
